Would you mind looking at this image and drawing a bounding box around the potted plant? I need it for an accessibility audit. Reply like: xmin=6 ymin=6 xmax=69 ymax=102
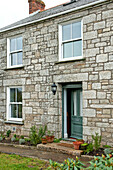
xmin=80 ymin=143 xmax=88 ymax=150
xmin=73 ymin=141 xmax=83 ymax=150
xmin=46 ymin=131 xmax=54 ymax=143
xmin=41 ymin=136 xmax=47 ymax=144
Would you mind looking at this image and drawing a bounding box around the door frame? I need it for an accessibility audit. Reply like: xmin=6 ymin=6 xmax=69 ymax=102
xmin=62 ymin=83 xmax=82 ymax=139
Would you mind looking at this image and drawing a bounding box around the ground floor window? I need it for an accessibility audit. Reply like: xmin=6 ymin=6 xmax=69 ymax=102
xmin=7 ymin=87 xmax=22 ymax=121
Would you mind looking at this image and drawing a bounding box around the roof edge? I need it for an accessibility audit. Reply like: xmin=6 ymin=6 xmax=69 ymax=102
xmin=0 ymin=0 xmax=109 ymax=33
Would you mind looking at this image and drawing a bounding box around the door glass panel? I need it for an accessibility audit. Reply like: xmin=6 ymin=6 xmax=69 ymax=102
xmin=73 ymin=91 xmax=77 ymax=116
xmin=80 ymin=91 xmax=83 ymax=116
xmin=63 ymin=42 xmax=73 ymax=58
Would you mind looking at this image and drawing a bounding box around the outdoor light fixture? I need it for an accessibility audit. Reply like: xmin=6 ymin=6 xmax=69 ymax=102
xmin=51 ymin=82 xmax=57 ymax=95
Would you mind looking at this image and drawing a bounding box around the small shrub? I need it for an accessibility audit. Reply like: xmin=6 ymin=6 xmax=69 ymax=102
xmin=0 ymin=137 xmax=3 ymax=141
xmin=6 ymin=130 xmax=11 ymax=137
xmin=29 ymin=125 xmax=47 ymax=146
xmin=14 ymin=134 xmax=17 ymax=138
xmin=20 ymin=135 xmax=24 ymax=139
xmin=11 ymin=137 xmax=16 ymax=142
xmin=19 ymin=139 xmax=25 ymax=145
xmin=25 ymin=138 xmax=30 ymax=142
xmin=86 ymin=143 xmax=93 ymax=154
xmin=53 ymin=138 xmax=62 ymax=143
xmin=104 ymin=148 xmax=113 ymax=156
xmin=92 ymin=133 xmax=101 ymax=151
xmin=103 ymin=145 xmax=111 ymax=148
xmin=48 ymin=157 xmax=85 ymax=169
xmin=29 ymin=126 xmax=39 ymax=146
xmin=88 ymin=154 xmax=113 ymax=170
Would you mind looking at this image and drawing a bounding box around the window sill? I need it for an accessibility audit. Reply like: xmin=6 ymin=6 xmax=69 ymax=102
xmin=4 ymin=66 xmax=24 ymax=71
xmin=55 ymin=58 xmax=85 ymax=64
xmin=5 ymin=120 xmax=24 ymax=125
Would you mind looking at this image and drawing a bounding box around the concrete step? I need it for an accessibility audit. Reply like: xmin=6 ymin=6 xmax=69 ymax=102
xmin=37 ymin=142 xmax=83 ymax=157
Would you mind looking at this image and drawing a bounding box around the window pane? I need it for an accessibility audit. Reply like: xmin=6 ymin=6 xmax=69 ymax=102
xmin=17 ymin=37 xmax=22 ymax=50
xmin=11 ymin=104 xmax=17 ymax=118
xmin=63 ymin=42 xmax=73 ymax=58
xmin=11 ymin=53 xmax=17 ymax=66
xmin=10 ymin=88 xmax=15 ymax=102
xmin=17 ymin=88 xmax=22 ymax=102
xmin=18 ymin=104 xmax=22 ymax=118
xmin=72 ymin=21 xmax=81 ymax=39
xmin=73 ymin=91 xmax=77 ymax=116
xmin=73 ymin=40 xmax=82 ymax=57
xmin=62 ymin=24 xmax=71 ymax=41
xmin=10 ymin=38 xmax=16 ymax=52
xmin=17 ymin=52 xmax=22 ymax=65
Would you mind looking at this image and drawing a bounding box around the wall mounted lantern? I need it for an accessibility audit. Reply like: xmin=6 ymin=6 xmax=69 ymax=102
xmin=51 ymin=82 xmax=57 ymax=95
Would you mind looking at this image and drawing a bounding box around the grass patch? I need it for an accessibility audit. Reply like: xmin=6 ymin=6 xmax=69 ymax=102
xmin=0 ymin=153 xmax=49 ymax=169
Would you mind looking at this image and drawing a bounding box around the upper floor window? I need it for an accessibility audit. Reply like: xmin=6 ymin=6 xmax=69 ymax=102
xmin=7 ymin=36 xmax=23 ymax=68
xmin=59 ymin=20 xmax=82 ymax=61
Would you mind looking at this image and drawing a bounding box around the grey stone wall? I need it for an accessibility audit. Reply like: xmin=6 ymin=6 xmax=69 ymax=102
xmin=0 ymin=1 xmax=113 ymax=145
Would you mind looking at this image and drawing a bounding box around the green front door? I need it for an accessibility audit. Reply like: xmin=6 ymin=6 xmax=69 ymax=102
xmin=71 ymin=89 xmax=83 ymax=139
xmin=62 ymin=84 xmax=83 ymax=139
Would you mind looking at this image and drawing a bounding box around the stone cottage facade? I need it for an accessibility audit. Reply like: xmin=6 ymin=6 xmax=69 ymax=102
xmin=0 ymin=0 xmax=113 ymax=146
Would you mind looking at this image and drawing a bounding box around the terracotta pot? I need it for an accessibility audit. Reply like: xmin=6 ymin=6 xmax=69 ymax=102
xmin=41 ymin=138 xmax=47 ymax=144
xmin=73 ymin=141 xmax=82 ymax=150
xmin=46 ymin=136 xmax=54 ymax=143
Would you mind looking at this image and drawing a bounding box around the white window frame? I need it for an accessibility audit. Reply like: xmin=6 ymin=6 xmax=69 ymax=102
xmin=7 ymin=87 xmax=23 ymax=122
xmin=59 ymin=19 xmax=83 ymax=61
xmin=7 ymin=35 xmax=23 ymax=68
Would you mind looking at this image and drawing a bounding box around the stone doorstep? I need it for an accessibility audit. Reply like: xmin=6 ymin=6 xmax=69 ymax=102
xmin=37 ymin=143 xmax=83 ymax=157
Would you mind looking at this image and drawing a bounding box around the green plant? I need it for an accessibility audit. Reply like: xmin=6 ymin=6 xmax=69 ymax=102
xmin=0 ymin=137 xmax=3 ymax=141
xmin=53 ymin=138 xmax=62 ymax=143
xmin=29 ymin=125 xmax=47 ymax=145
xmin=29 ymin=126 xmax=39 ymax=145
xmin=86 ymin=143 xmax=93 ymax=154
xmin=88 ymin=154 xmax=113 ymax=170
xmin=25 ymin=138 xmax=30 ymax=142
xmin=6 ymin=130 xmax=11 ymax=137
xmin=20 ymin=135 xmax=24 ymax=139
xmin=103 ymin=145 xmax=111 ymax=148
xmin=38 ymin=125 xmax=47 ymax=141
xmin=104 ymin=148 xmax=113 ymax=156
xmin=48 ymin=157 xmax=85 ymax=170
xmin=14 ymin=134 xmax=17 ymax=138
xmin=11 ymin=137 xmax=16 ymax=142
xmin=92 ymin=133 xmax=102 ymax=151
xmin=19 ymin=139 xmax=25 ymax=145
xmin=47 ymin=130 xmax=54 ymax=137
xmin=0 ymin=133 xmax=5 ymax=140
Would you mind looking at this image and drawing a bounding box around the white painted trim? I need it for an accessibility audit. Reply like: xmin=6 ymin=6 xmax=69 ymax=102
xmin=7 ymin=36 xmax=23 ymax=68
xmin=0 ymin=0 xmax=108 ymax=33
xmin=59 ymin=19 xmax=83 ymax=61
xmin=7 ymin=86 xmax=23 ymax=122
